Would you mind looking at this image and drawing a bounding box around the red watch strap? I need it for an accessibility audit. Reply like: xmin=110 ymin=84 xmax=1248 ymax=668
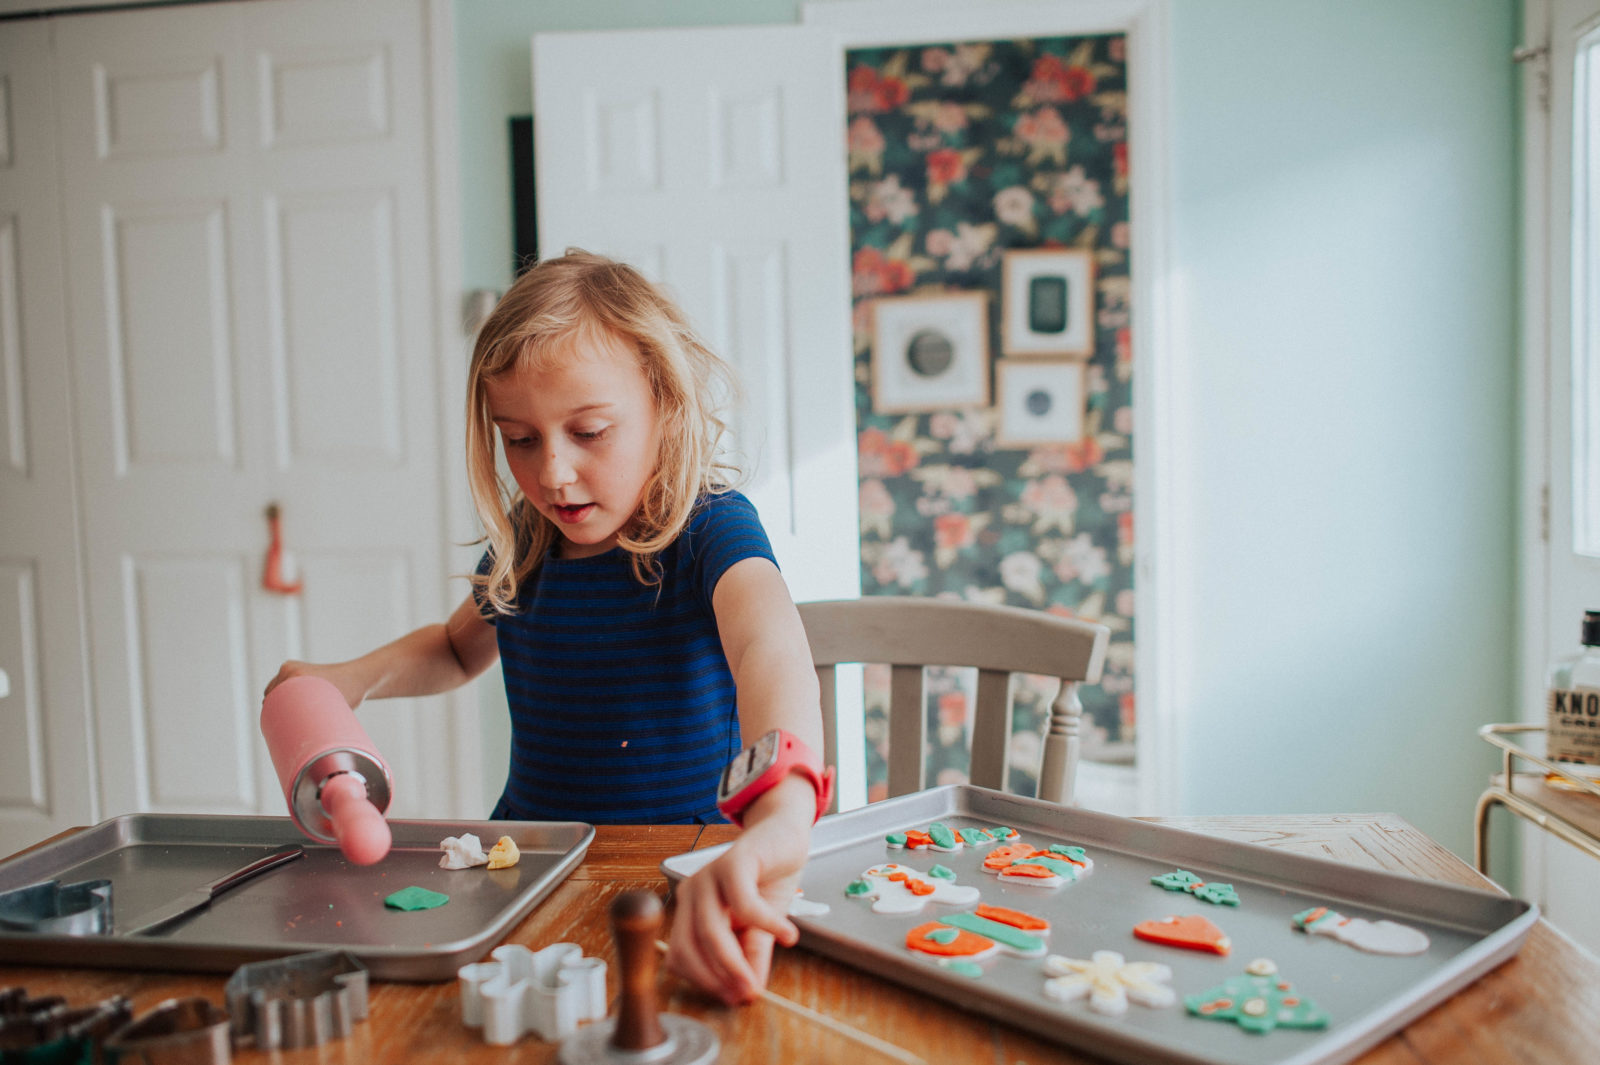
xmin=720 ymin=730 xmax=834 ymax=826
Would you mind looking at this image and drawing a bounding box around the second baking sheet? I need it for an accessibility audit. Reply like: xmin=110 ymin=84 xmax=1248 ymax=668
xmin=663 ymin=787 xmax=1534 ymax=1065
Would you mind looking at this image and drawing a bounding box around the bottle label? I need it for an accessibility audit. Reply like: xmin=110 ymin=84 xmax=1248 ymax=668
xmin=1547 ymin=687 xmax=1600 ymax=765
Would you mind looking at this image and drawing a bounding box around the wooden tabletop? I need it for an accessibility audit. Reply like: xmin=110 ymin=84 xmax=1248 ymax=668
xmin=3 ymin=813 xmax=1597 ymax=1064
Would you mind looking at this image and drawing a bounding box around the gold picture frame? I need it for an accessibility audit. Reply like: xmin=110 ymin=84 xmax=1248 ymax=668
xmin=1001 ymin=247 xmax=1095 ymax=358
xmin=870 ymin=291 xmax=991 ymax=412
xmin=996 ymin=358 xmax=1088 ymax=446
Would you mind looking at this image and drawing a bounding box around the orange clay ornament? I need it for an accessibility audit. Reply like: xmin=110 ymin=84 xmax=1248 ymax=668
xmin=1133 ymin=914 xmax=1232 ymax=955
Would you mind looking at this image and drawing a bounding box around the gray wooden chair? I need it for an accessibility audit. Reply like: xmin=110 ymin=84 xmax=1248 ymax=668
xmin=797 ymin=597 xmax=1110 ymax=808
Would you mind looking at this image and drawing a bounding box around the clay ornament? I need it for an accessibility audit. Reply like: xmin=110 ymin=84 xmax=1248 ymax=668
xmin=788 ymin=890 xmax=830 ymax=917
xmin=1184 ymin=958 xmax=1330 ymax=1034
xmin=973 ymin=903 xmax=1050 ymax=931
xmin=1133 ymin=914 xmax=1231 ymax=955
xmin=981 ymin=842 xmax=1093 ymax=888
xmin=486 ymin=836 xmax=520 ymax=870
xmin=1292 ymin=906 xmax=1429 ymax=955
xmin=888 ymin=823 xmax=1018 ymax=851
xmin=850 ymin=863 xmax=981 ymax=914
xmin=1150 ymin=869 xmax=1240 ymax=906
xmin=385 ymin=885 xmax=449 ymax=911
xmin=439 ymin=833 xmax=489 ymax=870
xmin=936 ymin=912 xmax=1047 ymax=957
xmin=886 ymin=822 xmax=962 ymax=852
xmin=905 ymin=921 xmax=997 ymax=959
xmin=1042 ymin=951 xmax=1175 ymax=1017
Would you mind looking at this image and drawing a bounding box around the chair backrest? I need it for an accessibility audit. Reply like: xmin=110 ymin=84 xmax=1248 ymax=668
xmin=797 ymin=597 xmax=1109 ymax=808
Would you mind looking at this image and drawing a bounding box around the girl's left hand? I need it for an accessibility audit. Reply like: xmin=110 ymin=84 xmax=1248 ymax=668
xmin=666 ymin=776 xmax=814 ymax=1004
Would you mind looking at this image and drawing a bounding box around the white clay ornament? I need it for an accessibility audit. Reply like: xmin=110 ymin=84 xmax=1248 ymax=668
xmin=788 ymin=890 xmax=830 ymax=917
xmin=439 ymin=833 xmax=489 ymax=869
xmin=1292 ymin=906 xmax=1429 ymax=955
xmin=845 ymin=863 xmax=981 ymax=914
xmin=1043 ymin=950 xmax=1176 ymax=1017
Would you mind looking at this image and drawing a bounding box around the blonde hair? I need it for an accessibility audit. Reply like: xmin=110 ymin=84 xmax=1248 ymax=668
xmin=466 ymin=250 xmax=741 ymax=612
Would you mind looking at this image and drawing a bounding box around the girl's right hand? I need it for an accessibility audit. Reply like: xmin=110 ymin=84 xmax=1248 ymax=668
xmin=263 ymin=660 xmax=370 ymax=709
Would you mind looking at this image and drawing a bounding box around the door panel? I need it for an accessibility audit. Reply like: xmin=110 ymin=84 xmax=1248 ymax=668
xmin=532 ymin=25 xmax=861 ymax=604
xmin=128 ymin=555 xmax=256 ymax=811
xmin=51 ymin=0 xmax=454 ymax=827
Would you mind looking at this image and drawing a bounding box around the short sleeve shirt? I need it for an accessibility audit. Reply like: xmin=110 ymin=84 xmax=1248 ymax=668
xmin=477 ymin=490 xmax=776 ymax=824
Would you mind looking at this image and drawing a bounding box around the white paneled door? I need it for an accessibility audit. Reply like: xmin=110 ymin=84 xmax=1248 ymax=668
xmin=0 ymin=20 xmax=96 ymax=854
xmin=531 ymin=25 xmax=861 ymax=606
xmin=0 ymin=0 xmax=465 ymax=857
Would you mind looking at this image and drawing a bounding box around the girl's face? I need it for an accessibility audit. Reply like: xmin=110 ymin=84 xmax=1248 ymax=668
xmin=486 ymin=330 xmax=661 ymax=559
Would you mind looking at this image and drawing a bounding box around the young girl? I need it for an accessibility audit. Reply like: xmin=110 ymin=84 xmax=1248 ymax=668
xmin=265 ymin=250 xmax=824 ymax=1005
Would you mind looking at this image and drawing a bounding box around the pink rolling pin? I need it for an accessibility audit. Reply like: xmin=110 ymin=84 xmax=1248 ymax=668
xmin=261 ymin=675 xmax=394 ymax=865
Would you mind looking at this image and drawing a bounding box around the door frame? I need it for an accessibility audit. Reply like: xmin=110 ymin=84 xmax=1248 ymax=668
xmin=1518 ymin=0 xmax=1554 ymax=906
xmin=803 ymin=0 xmax=1178 ymax=814
xmin=1518 ymin=0 xmax=1551 ymax=736
xmin=423 ymin=0 xmax=482 ymax=817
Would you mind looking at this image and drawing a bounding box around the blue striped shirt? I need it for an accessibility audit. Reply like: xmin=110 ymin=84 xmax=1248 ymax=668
xmin=478 ymin=491 xmax=776 ymax=824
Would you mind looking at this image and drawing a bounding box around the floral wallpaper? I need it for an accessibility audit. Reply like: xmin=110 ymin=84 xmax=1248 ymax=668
xmin=846 ymin=36 xmax=1134 ymax=799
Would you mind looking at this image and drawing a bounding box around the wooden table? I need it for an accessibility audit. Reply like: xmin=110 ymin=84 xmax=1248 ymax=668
xmin=3 ymin=814 xmax=1597 ymax=1064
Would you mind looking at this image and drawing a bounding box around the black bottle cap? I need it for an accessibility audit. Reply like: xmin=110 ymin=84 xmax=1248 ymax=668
xmin=1584 ymin=611 xmax=1600 ymax=646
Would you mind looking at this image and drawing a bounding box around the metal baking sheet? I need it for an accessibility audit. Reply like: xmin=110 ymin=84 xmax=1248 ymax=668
xmin=662 ymin=787 xmax=1537 ymax=1065
xmin=0 ymin=814 xmax=593 ymax=982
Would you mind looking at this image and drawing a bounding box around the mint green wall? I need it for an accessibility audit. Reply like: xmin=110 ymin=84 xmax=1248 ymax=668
xmin=454 ymin=0 xmax=1519 ymax=864
xmin=1166 ymin=1 xmax=1517 ymax=863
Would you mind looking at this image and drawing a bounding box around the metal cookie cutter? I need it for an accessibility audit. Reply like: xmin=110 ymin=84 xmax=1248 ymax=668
xmin=223 ymin=949 xmax=368 ymax=1050
xmin=102 ymin=997 xmax=230 ymax=1065
xmin=0 ymin=878 xmax=113 ymax=935
xmin=459 ymin=942 xmax=607 ymax=1044
xmin=0 ymin=988 xmax=133 ymax=1060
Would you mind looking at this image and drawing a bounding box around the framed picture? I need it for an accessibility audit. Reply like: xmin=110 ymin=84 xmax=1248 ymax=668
xmin=1001 ymin=248 xmax=1095 ymax=358
xmin=871 ymin=292 xmax=990 ymax=412
xmin=996 ymin=359 xmax=1087 ymax=446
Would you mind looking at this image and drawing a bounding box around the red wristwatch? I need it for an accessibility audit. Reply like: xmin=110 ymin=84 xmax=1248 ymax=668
xmin=716 ymin=729 xmax=835 ymax=826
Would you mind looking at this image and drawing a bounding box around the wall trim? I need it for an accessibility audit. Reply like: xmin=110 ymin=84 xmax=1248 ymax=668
xmin=804 ymin=0 xmax=1181 ymax=814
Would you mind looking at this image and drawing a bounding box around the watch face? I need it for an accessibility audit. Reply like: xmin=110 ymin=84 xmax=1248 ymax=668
xmin=720 ymin=730 xmax=780 ymax=799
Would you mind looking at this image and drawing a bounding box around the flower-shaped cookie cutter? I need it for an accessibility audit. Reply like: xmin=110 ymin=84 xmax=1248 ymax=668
xmin=458 ymin=941 xmax=607 ymax=1044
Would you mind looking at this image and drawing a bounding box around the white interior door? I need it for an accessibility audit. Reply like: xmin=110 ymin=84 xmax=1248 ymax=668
xmin=0 ymin=21 xmax=97 ymax=857
xmin=531 ymin=24 xmax=860 ymax=606
xmin=1539 ymin=0 xmax=1600 ymax=954
xmin=49 ymin=0 xmax=463 ymax=829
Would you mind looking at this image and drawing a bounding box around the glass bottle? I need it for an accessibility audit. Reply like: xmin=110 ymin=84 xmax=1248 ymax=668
xmin=1545 ymin=610 xmax=1600 ymax=790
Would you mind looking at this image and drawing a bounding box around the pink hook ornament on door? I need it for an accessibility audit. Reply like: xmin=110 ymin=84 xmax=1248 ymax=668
xmin=262 ymin=503 xmax=304 ymax=595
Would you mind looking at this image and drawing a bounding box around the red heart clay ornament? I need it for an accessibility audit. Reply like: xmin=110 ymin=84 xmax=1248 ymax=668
xmin=1133 ymin=914 xmax=1232 ymax=955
